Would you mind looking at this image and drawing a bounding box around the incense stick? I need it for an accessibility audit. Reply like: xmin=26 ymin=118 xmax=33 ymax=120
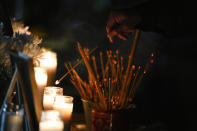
xmin=92 ymin=56 xmax=99 ymax=79
xmin=100 ymin=52 xmax=105 ymax=80
xmin=65 ymin=63 xmax=86 ymax=99
xmin=120 ymin=30 xmax=141 ymax=106
xmin=55 ymin=46 xmax=98 ymax=84
xmin=65 ymin=30 xmax=156 ymax=111
xmin=77 ymin=42 xmax=106 ymax=110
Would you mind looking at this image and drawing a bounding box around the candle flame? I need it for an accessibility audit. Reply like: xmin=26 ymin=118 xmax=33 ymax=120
xmin=55 ymin=80 xmax=60 ymax=85
xmin=38 ymin=50 xmax=57 ymax=70
xmin=34 ymin=67 xmax=47 ymax=87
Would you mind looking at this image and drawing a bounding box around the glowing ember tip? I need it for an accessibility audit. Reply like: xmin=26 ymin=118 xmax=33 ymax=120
xmin=55 ymin=80 xmax=60 ymax=85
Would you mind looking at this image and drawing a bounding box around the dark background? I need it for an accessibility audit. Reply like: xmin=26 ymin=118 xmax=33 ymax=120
xmin=1 ymin=0 xmax=197 ymax=130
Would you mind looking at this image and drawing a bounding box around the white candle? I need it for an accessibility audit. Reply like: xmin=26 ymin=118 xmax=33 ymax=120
xmin=38 ymin=50 xmax=57 ymax=85
xmin=43 ymin=87 xmax=63 ymax=110
xmin=39 ymin=120 xmax=64 ymax=131
xmin=53 ymin=96 xmax=73 ymax=123
xmin=53 ymin=102 xmax=73 ymax=122
xmin=43 ymin=95 xmax=55 ymax=110
xmin=34 ymin=67 xmax=48 ymax=102
xmin=34 ymin=67 xmax=48 ymax=88
xmin=39 ymin=110 xmax=64 ymax=131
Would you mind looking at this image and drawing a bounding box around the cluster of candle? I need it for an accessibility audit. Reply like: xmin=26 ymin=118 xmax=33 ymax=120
xmin=34 ymin=50 xmax=57 ymax=102
xmin=33 ymin=50 xmax=74 ymax=131
xmin=38 ymin=50 xmax=57 ymax=85
xmin=41 ymin=86 xmax=74 ymax=131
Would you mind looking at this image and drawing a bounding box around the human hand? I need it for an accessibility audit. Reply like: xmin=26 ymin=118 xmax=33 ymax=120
xmin=106 ymin=10 xmax=141 ymax=43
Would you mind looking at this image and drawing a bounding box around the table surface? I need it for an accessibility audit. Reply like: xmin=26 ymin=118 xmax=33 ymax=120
xmin=71 ymin=113 xmax=87 ymax=131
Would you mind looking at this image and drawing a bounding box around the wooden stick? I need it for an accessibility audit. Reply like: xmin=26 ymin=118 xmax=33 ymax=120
xmin=120 ymin=56 xmax=124 ymax=79
xmin=65 ymin=63 xmax=88 ymax=98
xmin=123 ymin=65 xmax=135 ymax=106
xmin=108 ymin=78 xmax=111 ymax=111
xmin=122 ymin=65 xmax=136 ymax=106
xmin=123 ymin=29 xmax=141 ymax=86
xmin=64 ymin=63 xmax=86 ymax=99
xmin=70 ymin=79 xmax=86 ymax=99
xmin=129 ymin=66 xmax=142 ymax=100
xmin=120 ymin=29 xmax=141 ymax=107
xmin=77 ymin=42 xmax=106 ymax=110
xmin=68 ymin=62 xmax=93 ymax=100
xmin=103 ymin=59 xmax=110 ymax=78
xmin=108 ymin=57 xmax=116 ymax=79
xmin=56 ymin=46 xmax=98 ymax=84
xmin=77 ymin=42 xmax=96 ymax=82
xmin=116 ymin=50 xmax=120 ymax=81
xmin=92 ymin=56 xmax=99 ymax=79
xmin=100 ymin=52 xmax=105 ymax=80
xmin=125 ymin=65 xmax=136 ymax=90
xmin=127 ymin=29 xmax=141 ymax=70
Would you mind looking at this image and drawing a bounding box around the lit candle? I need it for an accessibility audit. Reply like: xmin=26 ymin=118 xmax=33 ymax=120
xmin=38 ymin=50 xmax=57 ymax=86
xmin=39 ymin=110 xmax=64 ymax=131
xmin=39 ymin=120 xmax=64 ymax=131
xmin=53 ymin=96 xmax=73 ymax=130
xmin=43 ymin=95 xmax=55 ymax=110
xmin=43 ymin=87 xmax=63 ymax=110
xmin=34 ymin=67 xmax=48 ymax=103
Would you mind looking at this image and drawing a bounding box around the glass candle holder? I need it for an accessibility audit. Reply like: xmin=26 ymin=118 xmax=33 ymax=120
xmin=34 ymin=67 xmax=48 ymax=105
xmin=39 ymin=110 xmax=64 ymax=131
xmin=38 ymin=50 xmax=57 ymax=86
xmin=43 ymin=87 xmax=63 ymax=110
xmin=0 ymin=104 xmax=24 ymax=131
xmin=81 ymin=99 xmax=92 ymax=131
xmin=53 ymin=96 xmax=73 ymax=122
xmin=53 ymin=96 xmax=74 ymax=131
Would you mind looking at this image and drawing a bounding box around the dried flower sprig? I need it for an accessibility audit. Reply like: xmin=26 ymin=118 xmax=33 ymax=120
xmin=0 ymin=21 xmax=43 ymax=79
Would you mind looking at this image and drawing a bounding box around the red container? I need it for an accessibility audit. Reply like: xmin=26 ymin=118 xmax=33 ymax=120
xmin=92 ymin=110 xmax=131 ymax=131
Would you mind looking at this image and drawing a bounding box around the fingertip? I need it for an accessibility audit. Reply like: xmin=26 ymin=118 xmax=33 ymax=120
xmin=107 ymin=33 xmax=113 ymax=43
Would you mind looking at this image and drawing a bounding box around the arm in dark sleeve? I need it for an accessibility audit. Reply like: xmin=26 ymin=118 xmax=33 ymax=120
xmin=111 ymin=0 xmax=184 ymax=37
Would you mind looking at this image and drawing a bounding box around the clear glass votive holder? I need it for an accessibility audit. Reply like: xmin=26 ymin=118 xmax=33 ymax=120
xmin=53 ymin=96 xmax=74 ymax=131
xmin=53 ymin=96 xmax=74 ymax=121
xmin=39 ymin=110 xmax=64 ymax=131
xmin=43 ymin=86 xmax=63 ymax=110
xmin=81 ymin=99 xmax=92 ymax=131
xmin=34 ymin=67 xmax=48 ymax=105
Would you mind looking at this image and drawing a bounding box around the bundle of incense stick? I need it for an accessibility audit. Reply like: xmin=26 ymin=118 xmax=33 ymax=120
xmin=66 ymin=30 xmax=156 ymax=111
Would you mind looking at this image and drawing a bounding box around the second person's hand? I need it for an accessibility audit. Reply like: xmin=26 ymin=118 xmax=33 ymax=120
xmin=106 ymin=10 xmax=141 ymax=43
